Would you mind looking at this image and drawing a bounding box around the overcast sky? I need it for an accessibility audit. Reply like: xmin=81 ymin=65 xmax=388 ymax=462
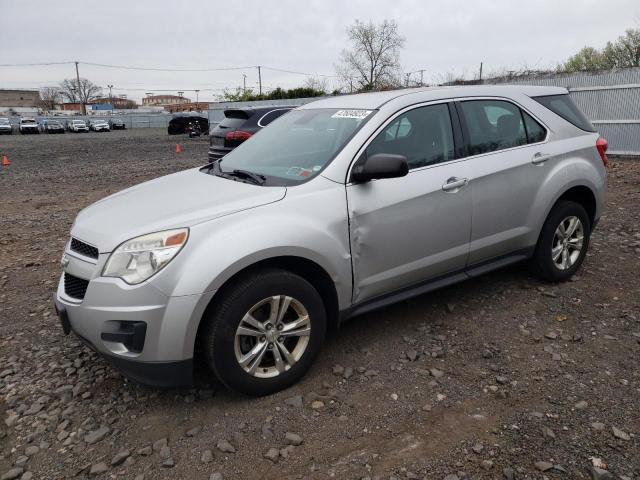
xmin=1 ymin=0 xmax=638 ymax=102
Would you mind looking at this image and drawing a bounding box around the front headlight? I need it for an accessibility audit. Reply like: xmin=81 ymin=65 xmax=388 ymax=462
xmin=102 ymin=228 xmax=188 ymax=284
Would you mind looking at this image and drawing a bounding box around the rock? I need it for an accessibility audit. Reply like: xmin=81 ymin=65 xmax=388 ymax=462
xmin=152 ymin=438 xmax=168 ymax=452
xmin=535 ymin=461 xmax=554 ymax=472
xmin=542 ymin=426 xmax=556 ymax=440
xmin=591 ymin=422 xmax=606 ymax=431
xmin=162 ymin=457 xmax=175 ymax=468
xmin=111 ymin=450 xmax=130 ymax=466
xmin=545 ymin=331 xmax=558 ymax=340
xmin=332 ymin=364 xmax=344 ymax=376
xmin=89 ymin=463 xmax=108 ymax=475
xmin=495 ymin=375 xmax=508 ymax=385
xmin=217 ymin=439 xmax=236 ymax=453
xmin=137 ymin=445 xmax=153 ymax=456
xmin=201 ymin=449 xmax=214 ymax=463
xmin=311 ymin=400 xmax=324 ymax=410
xmin=481 ymin=460 xmax=493 ymax=469
xmin=471 ymin=443 xmax=483 ymax=454
xmin=575 ymin=400 xmax=588 ymax=410
xmin=263 ymin=447 xmax=280 ymax=463
xmin=84 ymin=426 xmax=109 ymax=445
xmin=209 ymin=473 xmax=223 ymax=480
xmin=390 ymin=393 xmax=399 ymax=401
xmin=1 ymin=468 xmax=23 ymax=480
xmin=185 ymin=426 xmax=202 ymax=437
xmin=284 ymin=395 xmax=303 ymax=408
xmin=20 ymin=472 xmax=33 ymax=480
xmin=430 ymin=368 xmax=444 ymax=378
xmin=589 ymin=466 xmax=614 ymax=480
xmin=612 ymin=426 xmax=631 ymax=441
xmin=134 ymin=475 xmax=144 ymax=480
xmin=343 ymin=366 xmax=353 ymax=379
xmin=443 ymin=475 xmax=459 ymax=480
xmin=285 ymin=432 xmax=303 ymax=446
xmin=445 ymin=303 xmax=455 ymax=313
xmin=503 ymin=467 xmax=515 ymax=480
xmin=406 ymin=349 xmax=418 ymax=361
xmin=159 ymin=446 xmax=171 ymax=460
xmin=24 ymin=446 xmax=38 ymax=457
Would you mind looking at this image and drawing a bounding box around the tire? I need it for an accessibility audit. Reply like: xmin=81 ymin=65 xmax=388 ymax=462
xmin=200 ymin=268 xmax=327 ymax=396
xmin=530 ymin=200 xmax=591 ymax=282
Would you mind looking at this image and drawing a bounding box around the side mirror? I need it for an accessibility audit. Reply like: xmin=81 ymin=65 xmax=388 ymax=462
xmin=351 ymin=153 xmax=409 ymax=183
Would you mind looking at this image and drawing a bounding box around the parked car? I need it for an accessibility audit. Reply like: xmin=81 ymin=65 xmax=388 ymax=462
xmin=0 ymin=117 xmax=12 ymax=134
xmin=89 ymin=119 xmax=110 ymax=132
xmin=19 ymin=118 xmax=40 ymax=134
xmin=208 ymin=106 xmax=294 ymax=162
xmin=109 ymin=118 xmax=126 ymax=130
xmin=67 ymin=119 xmax=89 ymax=133
xmin=54 ymin=86 xmax=607 ymax=395
xmin=43 ymin=119 xmax=65 ymax=134
xmin=167 ymin=113 xmax=209 ymax=135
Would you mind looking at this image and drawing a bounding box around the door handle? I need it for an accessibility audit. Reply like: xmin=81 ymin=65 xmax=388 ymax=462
xmin=532 ymin=152 xmax=551 ymax=165
xmin=442 ymin=177 xmax=468 ymax=192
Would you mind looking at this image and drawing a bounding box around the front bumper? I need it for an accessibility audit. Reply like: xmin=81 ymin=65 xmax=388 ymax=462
xmin=208 ymin=147 xmax=231 ymax=162
xmin=53 ymin=247 xmax=214 ymax=387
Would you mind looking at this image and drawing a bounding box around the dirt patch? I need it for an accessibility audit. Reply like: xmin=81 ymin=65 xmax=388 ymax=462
xmin=0 ymin=131 xmax=639 ymax=479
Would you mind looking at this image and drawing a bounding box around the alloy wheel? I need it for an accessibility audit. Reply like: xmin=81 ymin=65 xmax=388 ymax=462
xmin=551 ymin=215 xmax=584 ymax=270
xmin=234 ymin=295 xmax=311 ymax=378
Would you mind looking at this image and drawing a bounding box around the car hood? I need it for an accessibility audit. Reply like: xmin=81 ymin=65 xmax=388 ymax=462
xmin=71 ymin=168 xmax=287 ymax=253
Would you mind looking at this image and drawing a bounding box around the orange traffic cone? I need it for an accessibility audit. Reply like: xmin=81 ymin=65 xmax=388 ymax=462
xmin=1 ymin=154 xmax=9 ymax=167
xmin=175 ymin=144 xmax=182 ymax=153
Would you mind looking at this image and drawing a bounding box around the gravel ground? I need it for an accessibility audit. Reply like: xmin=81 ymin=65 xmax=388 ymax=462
xmin=0 ymin=129 xmax=639 ymax=480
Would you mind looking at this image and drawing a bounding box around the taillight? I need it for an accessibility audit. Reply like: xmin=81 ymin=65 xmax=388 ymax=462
xmin=225 ymin=131 xmax=252 ymax=142
xmin=596 ymin=137 xmax=608 ymax=167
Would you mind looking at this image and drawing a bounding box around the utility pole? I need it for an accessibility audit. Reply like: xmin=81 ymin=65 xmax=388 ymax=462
xmin=195 ymin=89 xmax=200 ymax=106
xmin=405 ymin=72 xmax=410 ymax=88
xmin=75 ymin=61 xmax=86 ymax=115
xmin=418 ymin=69 xmax=425 ymax=87
xmin=243 ymin=74 xmax=247 ymax=94
xmin=107 ymin=84 xmax=113 ymax=109
xmin=479 ymin=62 xmax=483 ymax=83
xmin=257 ymin=66 xmax=262 ymax=96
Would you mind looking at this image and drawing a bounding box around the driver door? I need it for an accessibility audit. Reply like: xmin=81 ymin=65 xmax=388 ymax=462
xmin=347 ymin=102 xmax=473 ymax=303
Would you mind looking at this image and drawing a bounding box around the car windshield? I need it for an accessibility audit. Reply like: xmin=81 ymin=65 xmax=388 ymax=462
xmin=218 ymin=108 xmax=374 ymax=186
xmin=22 ymin=119 xmax=36 ymax=124
xmin=0 ymin=119 xmax=9 ymax=124
xmin=73 ymin=121 xmax=85 ymax=125
xmin=49 ymin=121 xmax=61 ymax=126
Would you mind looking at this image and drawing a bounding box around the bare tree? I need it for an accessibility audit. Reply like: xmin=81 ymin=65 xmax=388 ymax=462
xmin=336 ymin=19 xmax=405 ymax=91
xmin=59 ymin=78 xmax=102 ymax=104
xmin=38 ymin=87 xmax=62 ymax=111
xmin=303 ymin=76 xmax=328 ymax=93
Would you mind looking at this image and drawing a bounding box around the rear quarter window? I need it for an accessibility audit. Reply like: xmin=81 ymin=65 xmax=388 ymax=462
xmin=257 ymin=109 xmax=290 ymax=127
xmin=533 ymin=94 xmax=595 ymax=132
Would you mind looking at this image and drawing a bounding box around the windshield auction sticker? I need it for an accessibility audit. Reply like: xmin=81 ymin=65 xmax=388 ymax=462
xmin=331 ymin=109 xmax=373 ymax=119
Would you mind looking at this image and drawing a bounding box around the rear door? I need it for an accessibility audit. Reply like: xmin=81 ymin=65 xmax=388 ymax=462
xmin=456 ymin=98 xmax=551 ymax=266
xmin=347 ymin=102 xmax=473 ymax=303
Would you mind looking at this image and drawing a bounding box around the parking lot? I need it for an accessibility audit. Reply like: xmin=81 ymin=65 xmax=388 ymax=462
xmin=0 ymin=129 xmax=639 ymax=479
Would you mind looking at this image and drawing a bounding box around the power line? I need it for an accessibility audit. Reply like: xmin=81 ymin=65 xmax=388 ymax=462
xmin=261 ymin=66 xmax=337 ymax=78
xmin=0 ymin=61 xmax=74 ymax=67
xmin=80 ymin=62 xmax=254 ymax=72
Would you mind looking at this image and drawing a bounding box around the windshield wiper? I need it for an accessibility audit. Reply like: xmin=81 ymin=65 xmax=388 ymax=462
xmin=228 ymin=169 xmax=266 ymax=185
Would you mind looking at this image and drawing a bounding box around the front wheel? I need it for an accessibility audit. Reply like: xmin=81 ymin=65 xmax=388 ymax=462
xmin=200 ymin=269 xmax=326 ymax=396
xmin=530 ymin=200 xmax=591 ymax=282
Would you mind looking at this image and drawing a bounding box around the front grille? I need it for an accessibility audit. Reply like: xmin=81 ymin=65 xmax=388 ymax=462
xmin=64 ymin=273 xmax=89 ymax=300
xmin=70 ymin=238 xmax=99 ymax=259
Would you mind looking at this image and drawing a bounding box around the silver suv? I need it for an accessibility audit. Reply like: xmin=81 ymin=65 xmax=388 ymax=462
xmin=54 ymin=86 xmax=607 ymax=395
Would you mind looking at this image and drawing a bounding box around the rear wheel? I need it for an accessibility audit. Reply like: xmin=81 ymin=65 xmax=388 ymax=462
xmin=531 ymin=200 xmax=590 ymax=282
xmin=200 ymin=269 xmax=326 ymax=396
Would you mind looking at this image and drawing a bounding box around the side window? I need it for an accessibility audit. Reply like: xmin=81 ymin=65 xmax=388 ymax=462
xmin=522 ymin=111 xmax=546 ymax=143
xmin=460 ymin=100 xmax=527 ymax=155
xmin=366 ymin=103 xmax=455 ymax=169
